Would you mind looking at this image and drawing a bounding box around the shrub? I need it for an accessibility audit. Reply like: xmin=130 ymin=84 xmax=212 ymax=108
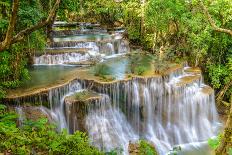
xmin=138 ymin=140 xmax=158 ymax=155
xmin=208 ymin=136 xmax=221 ymax=150
xmin=0 ymin=104 xmax=103 ymax=155
xmin=93 ymin=63 xmax=110 ymax=77
xmin=135 ymin=66 xmax=146 ymax=75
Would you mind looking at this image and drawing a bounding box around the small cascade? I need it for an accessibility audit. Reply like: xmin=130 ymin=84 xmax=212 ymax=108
xmin=85 ymin=94 xmax=138 ymax=153
xmin=34 ymin=22 xmax=129 ymax=65
xmin=75 ymin=68 xmax=218 ymax=154
xmin=47 ymin=80 xmax=83 ymax=130
xmin=15 ymin=107 xmax=25 ymax=126
xmin=34 ymin=52 xmax=90 ymax=65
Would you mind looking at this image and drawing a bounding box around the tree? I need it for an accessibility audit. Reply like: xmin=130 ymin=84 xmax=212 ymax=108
xmin=199 ymin=1 xmax=232 ymax=154
xmin=215 ymin=95 xmax=232 ymax=155
xmin=200 ymin=0 xmax=232 ymax=36
xmin=0 ymin=0 xmax=61 ymax=52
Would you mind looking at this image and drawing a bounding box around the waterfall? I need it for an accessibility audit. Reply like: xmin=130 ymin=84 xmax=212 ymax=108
xmin=47 ymin=80 xmax=83 ymax=130
xmin=15 ymin=107 xmax=25 ymax=126
xmin=34 ymin=52 xmax=90 ymax=65
xmin=15 ymin=21 xmax=220 ymax=154
xmin=34 ymin=25 xmax=129 ymax=65
xmin=12 ymin=63 xmax=220 ymax=154
xmin=73 ymin=69 xmax=218 ymax=154
xmin=85 ymin=94 xmax=138 ymax=153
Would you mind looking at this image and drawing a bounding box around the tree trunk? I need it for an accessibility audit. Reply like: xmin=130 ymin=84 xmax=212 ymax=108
xmin=0 ymin=0 xmax=60 ymax=52
xmin=199 ymin=0 xmax=232 ymax=36
xmin=140 ymin=0 xmax=146 ymax=37
xmin=215 ymin=95 xmax=232 ymax=155
xmin=0 ymin=0 xmax=19 ymax=51
xmin=216 ymin=80 xmax=232 ymax=107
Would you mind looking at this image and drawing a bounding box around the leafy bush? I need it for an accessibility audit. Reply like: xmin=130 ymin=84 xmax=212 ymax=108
xmin=208 ymin=136 xmax=221 ymax=149
xmin=93 ymin=63 xmax=110 ymax=77
xmin=0 ymin=104 xmax=103 ymax=155
xmin=138 ymin=140 xmax=158 ymax=155
xmin=153 ymin=60 xmax=171 ymax=74
xmin=135 ymin=66 xmax=147 ymax=75
xmin=92 ymin=63 xmax=116 ymax=81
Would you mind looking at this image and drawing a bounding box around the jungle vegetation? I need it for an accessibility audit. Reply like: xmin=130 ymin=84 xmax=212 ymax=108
xmin=0 ymin=0 xmax=231 ymax=154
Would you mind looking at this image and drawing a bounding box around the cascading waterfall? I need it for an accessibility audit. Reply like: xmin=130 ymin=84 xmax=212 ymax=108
xmin=15 ymin=107 xmax=25 ymax=126
xmin=14 ymin=61 xmax=220 ymax=155
xmin=14 ymin=65 xmax=220 ymax=154
xmin=17 ymin=21 xmax=220 ymax=155
xmin=35 ymin=38 xmax=129 ymax=65
xmin=81 ymin=69 xmax=219 ymax=154
xmin=47 ymin=80 xmax=83 ymax=130
xmin=34 ymin=23 xmax=129 ymax=65
xmin=34 ymin=52 xmax=90 ymax=65
xmin=85 ymin=94 xmax=138 ymax=153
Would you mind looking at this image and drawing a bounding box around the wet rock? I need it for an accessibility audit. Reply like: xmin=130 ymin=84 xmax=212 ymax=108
xmin=128 ymin=142 xmax=140 ymax=155
xmin=13 ymin=105 xmax=54 ymax=124
xmin=64 ymin=90 xmax=102 ymax=133
xmin=128 ymin=141 xmax=158 ymax=155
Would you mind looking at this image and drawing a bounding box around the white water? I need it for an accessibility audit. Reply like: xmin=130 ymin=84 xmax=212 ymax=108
xmin=86 ymin=94 xmax=138 ymax=153
xmin=34 ymin=31 xmax=129 ymax=65
xmin=22 ymin=63 xmax=221 ymax=155
xmin=81 ymin=70 xmax=220 ymax=154
xmin=28 ymin=23 xmax=221 ymax=154
xmin=34 ymin=52 xmax=90 ymax=65
xmin=47 ymin=80 xmax=83 ymax=131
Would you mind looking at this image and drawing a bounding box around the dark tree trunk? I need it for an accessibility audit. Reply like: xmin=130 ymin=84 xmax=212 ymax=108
xmin=0 ymin=0 xmax=61 ymax=52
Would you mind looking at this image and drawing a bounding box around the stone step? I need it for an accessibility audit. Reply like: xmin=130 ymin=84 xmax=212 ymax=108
xmin=175 ymin=75 xmax=201 ymax=87
xmin=184 ymin=67 xmax=201 ymax=75
xmin=200 ymin=85 xmax=214 ymax=95
xmin=35 ymin=48 xmax=91 ymax=56
xmin=52 ymin=29 xmax=108 ymax=36
xmin=64 ymin=90 xmax=104 ymax=133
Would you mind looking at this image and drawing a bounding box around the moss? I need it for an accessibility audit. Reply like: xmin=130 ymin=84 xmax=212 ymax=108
xmin=138 ymin=140 xmax=158 ymax=155
xmin=74 ymin=90 xmax=99 ymax=102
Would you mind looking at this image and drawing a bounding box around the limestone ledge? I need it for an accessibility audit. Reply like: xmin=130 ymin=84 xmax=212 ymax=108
xmin=5 ymin=65 xmax=206 ymax=102
xmin=35 ymin=48 xmax=91 ymax=56
xmin=64 ymin=91 xmax=102 ymax=104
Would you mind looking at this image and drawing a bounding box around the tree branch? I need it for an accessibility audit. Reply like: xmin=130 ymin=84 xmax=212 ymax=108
xmin=0 ymin=0 xmax=19 ymax=51
xmin=199 ymin=0 xmax=232 ymax=36
xmin=216 ymin=80 xmax=232 ymax=106
xmin=0 ymin=0 xmax=61 ymax=52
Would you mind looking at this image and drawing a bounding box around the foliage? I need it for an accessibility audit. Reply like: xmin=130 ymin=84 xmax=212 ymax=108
xmin=0 ymin=104 xmax=103 ymax=155
xmin=0 ymin=0 xmax=48 ymax=98
xmin=208 ymin=135 xmax=221 ymax=149
xmin=129 ymin=53 xmax=152 ymax=75
xmin=121 ymin=1 xmax=142 ymax=42
xmin=74 ymin=90 xmax=97 ymax=101
xmin=135 ymin=66 xmax=146 ymax=76
xmin=92 ymin=63 xmax=115 ymax=81
xmin=229 ymin=148 xmax=232 ymax=155
xmin=138 ymin=140 xmax=158 ymax=155
xmin=93 ymin=63 xmax=111 ymax=77
xmin=207 ymin=64 xmax=230 ymax=89
xmin=167 ymin=146 xmax=181 ymax=155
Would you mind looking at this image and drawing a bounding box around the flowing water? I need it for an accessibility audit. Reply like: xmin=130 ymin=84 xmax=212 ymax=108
xmin=35 ymin=68 xmax=220 ymax=155
xmin=34 ymin=26 xmax=129 ymax=65
xmin=14 ymin=23 xmax=221 ymax=155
